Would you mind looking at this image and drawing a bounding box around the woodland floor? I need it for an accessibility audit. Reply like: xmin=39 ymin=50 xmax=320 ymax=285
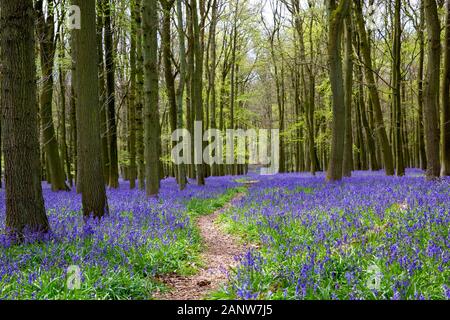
xmin=154 ymin=192 xmax=248 ymax=300
xmin=1 ymin=171 xmax=449 ymax=300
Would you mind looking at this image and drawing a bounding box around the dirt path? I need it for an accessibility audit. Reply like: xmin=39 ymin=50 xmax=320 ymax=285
xmin=154 ymin=192 xmax=248 ymax=300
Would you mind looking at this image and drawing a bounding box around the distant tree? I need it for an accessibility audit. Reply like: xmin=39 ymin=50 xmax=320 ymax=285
xmin=142 ymin=0 xmax=161 ymax=196
xmin=72 ymin=0 xmax=109 ymax=217
xmin=191 ymin=0 xmax=206 ymax=185
xmin=0 ymin=0 xmax=50 ymax=237
xmin=129 ymin=0 xmax=138 ymax=189
xmin=36 ymin=0 xmax=69 ymax=191
xmin=442 ymin=0 xmax=450 ymax=176
xmin=102 ymin=0 xmax=119 ymax=188
xmin=176 ymin=0 xmax=188 ymax=190
xmin=326 ymin=0 xmax=350 ymax=182
xmin=417 ymin=0 xmax=427 ymax=170
xmin=423 ymin=0 xmax=441 ymax=179
xmin=342 ymin=13 xmax=353 ymax=177
xmin=392 ymin=0 xmax=405 ymax=176
xmin=354 ymin=0 xmax=394 ymax=176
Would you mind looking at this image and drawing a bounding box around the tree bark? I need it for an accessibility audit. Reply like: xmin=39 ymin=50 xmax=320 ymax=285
xmin=393 ymin=0 xmax=405 ymax=176
xmin=36 ymin=0 xmax=68 ymax=191
xmin=423 ymin=0 xmax=441 ymax=179
xmin=442 ymin=0 xmax=450 ymax=175
xmin=343 ymin=14 xmax=353 ymax=177
xmin=128 ymin=0 xmax=138 ymax=189
xmin=142 ymin=0 xmax=161 ymax=196
xmin=327 ymin=0 xmax=350 ymax=182
xmin=103 ymin=0 xmax=119 ymax=188
xmin=417 ymin=1 xmax=427 ymax=170
xmin=191 ymin=0 xmax=205 ymax=185
xmin=72 ymin=0 xmax=109 ymax=218
xmin=0 ymin=0 xmax=50 ymax=237
xmin=355 ymin=0 xmax=394 ymax=176
xmin=176 ymin=0 xmax=187 ymax=190
xmin=97 ymin=1 xmax=110 ymax=184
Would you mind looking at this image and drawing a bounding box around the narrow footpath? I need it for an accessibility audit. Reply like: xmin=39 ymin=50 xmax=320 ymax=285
xmin=155 ymin=181 xmax=258 ymax=300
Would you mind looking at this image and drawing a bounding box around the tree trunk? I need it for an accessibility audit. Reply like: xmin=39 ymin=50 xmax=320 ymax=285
xmin=392 ymin=0 xmax=405 ymax=176
xmin=176 ymin=0 xmax=187 ymax=190
xmin=59 ymin=34 xmax=72 ymax=187
xmin=134 ymin=0 xmax=146 ymax=190
xmin=72 ymin=0 xmax=109 ymax=218
xmin=209 ymin=0 xmax=219 ymax=176
xmin=442 ymin=0 xmax=450 ymax=175
xmin=191 ymin=0 xmax=205 ymax=185
xmin=327 ymin=0 xmax=350 ymax=182
xmin=1 ymin=0 xmax=50 ymax=237
xmin=417 ymin=1 xmax=427 ymax=170
xmin=97 ymin=2 xmax=110 ymax=184
xmin=103 ymin=0 xmax=119 ymax=188
xmin=423 ymin=0 xmax=441 ymax=179
xmin=142 ymin=0 xmax=161 ymax=196
xmin=129 ymin=0 xmax=138 ymax=189
xmin=355 ymin=0 xmax=394 ymax=176
xmin=343 ymin=14 xmax=353 ymax=177
xmin=36 ymin=0 xmax=68 ymax=192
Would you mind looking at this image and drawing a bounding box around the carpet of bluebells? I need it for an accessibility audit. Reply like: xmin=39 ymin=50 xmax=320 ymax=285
xmin=1 ymin=170 xmax=450 ymax=300
xmin=217 ymin=170 xmax=450 ymax=300
xmin=0 ymin=177 xmax=238 ymax=299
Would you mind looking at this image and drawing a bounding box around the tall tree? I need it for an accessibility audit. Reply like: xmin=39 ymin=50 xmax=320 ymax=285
xmin=191 ymin=0 xmax=205 ymax=185
xmin=72 ymin=0 xmax=109 ymax=218
xmin=160 ymin=0 xmax=179 ymax=182
xmin=58 ymin=24 xmax=72 ymax=187
xmin=423 ymin=0 xmax=441 ymax=179
xmin=160 ymin=0 xmax=177 ymax=143
xmin=209 ymin=0 xmax=219 ymax=177
xmin=129 ymin=0 xmax=138 ymax=189
xmin=97 ymin=2 xmax=110 ymax=183
xmin=135 ymin=0 xmax=146 ymax=190
xmin=393 ymin=0 xmax=405 ymax=176
xmin=355 ymin=0 xmax=394 ymax=176
xmin=326 ymin=0 xmax=350 ymax=182
xmin=176 ymin=0 xmax=187 ymax=190
xmin=442 ymin=0 xmax=450 ymax=176
xmin=0 ymin=0 xmax=49 ymax=237
xmin=142 ymin=0 xmax=161 ymax=196
xmin=103 ymin=0 xmax=119 ymax=188
xmin=417 ymin=0 xmax=427 ymax=170
xmin=36 ymin=0 xmax=69 ymax=191
xmin=342 ymin=13 xmax=353 ymax=177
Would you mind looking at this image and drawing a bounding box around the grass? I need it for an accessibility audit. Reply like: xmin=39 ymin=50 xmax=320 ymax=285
xmin=186 ymin=187 xmax=247 ymax=218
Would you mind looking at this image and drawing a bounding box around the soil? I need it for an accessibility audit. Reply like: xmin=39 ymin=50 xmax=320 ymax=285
xmin=154 ymin=192 xmax=248 ymax=300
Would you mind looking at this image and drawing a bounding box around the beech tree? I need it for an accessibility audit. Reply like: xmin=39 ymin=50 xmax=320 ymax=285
xmin=0 ymin=0 xmax=49 ymax=236
xmin=72 ymin=0 xmax=109 ymax=217
xmin=36 ymin=0 xmax=69 ymax=191
xmin=423 ymin=0 xmax=441 ymax=179
xmin=326 ymin=0 xmax=350 ymax=182
xmin=142 ymin=0 xmax=161 ymax=196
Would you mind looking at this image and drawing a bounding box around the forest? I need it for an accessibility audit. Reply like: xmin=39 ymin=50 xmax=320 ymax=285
xmin=0 ymin=0 xmax=449 ymax=301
